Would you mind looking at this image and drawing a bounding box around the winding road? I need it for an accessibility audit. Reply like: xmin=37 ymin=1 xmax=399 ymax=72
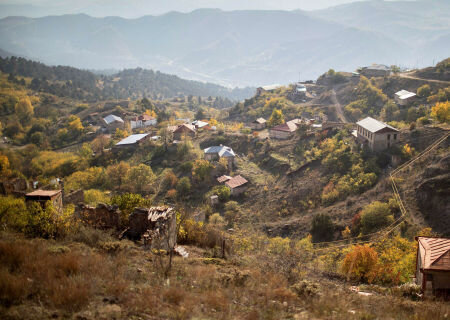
xmin=330 ymin=88 xmax=348 ymax=123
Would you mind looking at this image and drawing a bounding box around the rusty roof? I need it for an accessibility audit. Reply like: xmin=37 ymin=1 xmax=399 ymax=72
xmin=174 ymin=124 xmax=196 ymax=133
xmin=217 ymin=175 xmax=232 ymax=183
xmin=271 ymin=122 xmax=298 ymax=132
xmin=26 ymin=189 xmax=62 ymax=197
xmin=417 ymin=237 xmax=450 ymax=271
xmin=225 ymin=175 xmax=248 ymax=189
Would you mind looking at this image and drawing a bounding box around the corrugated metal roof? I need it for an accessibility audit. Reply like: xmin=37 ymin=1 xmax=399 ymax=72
xmin=192 ymin=120 xmax=209 ymax=128
xmin=356 ymin=117 xmax=399 ymax=133
xmin=417 ymin=237 xmax=450 ymax=271
xmin=225 ymin=175 xmax=248 ymax=189
xmin=363 ymin=64 xmax=391 ymax=71
xmin=395 ymin=90 xmax=416 ymax=100
xmin=204 ymin=145 xmax=235 ymax=157
xmin=116 ymin=134 xmax=149 ymax=146
xmin=261 ymin=84 xmax=283 ymax=91
xmin=26 ymin=189 xmax=61 ymax=197
xmin=103 ymin=114 xmax=124 ymax=124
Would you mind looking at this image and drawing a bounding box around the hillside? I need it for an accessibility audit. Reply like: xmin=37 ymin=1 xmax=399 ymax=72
xmin=0 ymin=56 xmax=253 ymax=102
xmin=0 ymin=1 xmax=449 ymax=86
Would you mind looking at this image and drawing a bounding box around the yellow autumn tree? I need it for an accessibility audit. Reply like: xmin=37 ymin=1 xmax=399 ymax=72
xmin=144 ymin=109 xmax=157 ymax=118
xmin=267 ymin=108 xmax=284 ymax=127
xmin=0 ymin=152 xmax=12 ymax=177
xmin=431 ymin=101 xmax=449 ymax=123
xmin=15 ymin=96 xmax=34 ymax=125
xmin=341 ymin=244 xmax=378 ymax=283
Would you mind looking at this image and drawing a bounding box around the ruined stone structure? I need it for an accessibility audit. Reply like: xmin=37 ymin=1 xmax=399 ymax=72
xmin=64 ymin=189 xmax=84 ymax=205
xmin=0 ymin=178 xmax=29 ymax=196
xmin=128 ymin=206 xmax=177 ymax=250
xmin=77 ymin=203 xmax=121 ymax=230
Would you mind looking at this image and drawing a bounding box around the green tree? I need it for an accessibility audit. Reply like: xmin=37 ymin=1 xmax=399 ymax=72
xmin=176 ymin=177 xmax=191 ymax=197
xmin=360 ymin=201 xmax=394 ymax=235
xmin=311 ymin=214 xmax=334 ymax=242
xmin=127 ymin=164 xmax=154 ymax=194
xmin=107 ymin=161 xmax=130 ymax=190
xmin=192 ymin=159 xmax=214 ymax=182
xmin=417 ymin=84 xmax=431 ymax=97
xmin=267 ymin=108 xmax=284 ymax=127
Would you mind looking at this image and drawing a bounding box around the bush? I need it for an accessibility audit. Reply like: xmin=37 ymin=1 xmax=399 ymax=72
xmin=212 ymin=185 xmax=230 ymax=202
xmin=417 ymin=84 xmax=431 ymax=97
xmin=311 ymin=214 xmax=334 ymax=242
xmin=341 ymin=245 xmax=378 ymax=283
xmin=360 ymin=201 xmax=394 ymax=235
xmin=176 ymin=177 xmax=191 ymax=197
xmin=291 ymin=280 xmax=320 ymax=298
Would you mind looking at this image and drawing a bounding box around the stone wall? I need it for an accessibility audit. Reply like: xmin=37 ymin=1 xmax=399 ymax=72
xmin=77 ymin=203 xmax=121 ymax=230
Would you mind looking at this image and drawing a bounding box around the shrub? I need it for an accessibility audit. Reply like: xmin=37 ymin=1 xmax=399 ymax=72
xmin=417 ymin=84 xmax=431 ymax=97
xmin=176 ymin=177 xmax=191 ymax=197
xmin=291 ymin=280 xmax=320 ymax=298
xmin=360 ymin=201 xmax=394 ymax=235
xmin=311 ymin=214 xmax=334 ymax=242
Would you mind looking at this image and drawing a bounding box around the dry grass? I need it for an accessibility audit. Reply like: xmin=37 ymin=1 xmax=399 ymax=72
xmin=0 ymin=231 xmax=449 ymax=319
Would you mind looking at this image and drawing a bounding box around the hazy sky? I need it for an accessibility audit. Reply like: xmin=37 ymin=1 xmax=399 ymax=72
xmin=0 ymin=0 xmax=407 ymax=18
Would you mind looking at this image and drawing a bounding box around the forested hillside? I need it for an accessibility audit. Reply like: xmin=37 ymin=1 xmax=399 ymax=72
xmin=0 ymin=56 xmax=253 ymax=102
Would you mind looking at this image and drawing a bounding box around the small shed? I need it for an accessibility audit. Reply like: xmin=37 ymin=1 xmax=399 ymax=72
xmin=115 ymin=133 xmax=150 ymax=149
xmin=269 ymin=122 xmax=298 ymax=139
xmin=415 ymin=237 xmax=450 ymax=300
xmin=395 ymin=90 xmax=417 ymax=106
xmin=25 ymin=189 xmax=63 ymax=211
xmin=225 ymin=175 xmax=248 ymax=196
xmin=250 ymin=118 xmax=267 ymax=130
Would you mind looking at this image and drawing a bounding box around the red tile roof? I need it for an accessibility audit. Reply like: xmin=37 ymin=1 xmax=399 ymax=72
xmin=225 ymin=175 xmax=248 ymax=189
xmin=417 ymin=237 xmax=450 ymax=271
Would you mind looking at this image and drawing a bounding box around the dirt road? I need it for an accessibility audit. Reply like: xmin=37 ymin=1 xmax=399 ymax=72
xmin=330 ymin=89 xmax=348 ymax=123
xmin=397 ymin=72 xmax=450 ymax=85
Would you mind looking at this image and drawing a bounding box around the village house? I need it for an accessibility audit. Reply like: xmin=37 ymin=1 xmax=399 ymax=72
xmin=225 ymin=175 xmax=249 ymax=196
xmin=103 ymin=114 xmax=124 ymax=133
xmin=395 ymin=89 xmax=417 ymax=106
xmin=269 ymin=121 xmax=298 ymax=139
xmin=192 ymin=120 xmax=209 ymax=129
xmin=173 ymin=123 xmax=196 ymax=140
xmin=256 ymin=84 xmax=283 ymax=96
xmin=114 ymin=133 xmax=150 ymax=149
xmin=249 ymin=118 xmax=267 ymax=130
xmin=415 ymin=237 xmax=450 ymax=300
xmin=25 ymin=189 xmax=63 ymax=211
xmin=127 ymin=206 xmax=177 ymax=250
xmin=359 ymin=64 xmax=391 ymax=78
xmin=355 ymin=117 xmax=399 ymax=151
xmin=204 ymin=145 xmax=236 ymax=168
xmin=130 ymin=114 xmax=157 ymax=129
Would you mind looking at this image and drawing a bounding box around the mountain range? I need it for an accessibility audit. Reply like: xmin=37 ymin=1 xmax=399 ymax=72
xmin=0 ymin=0 xmax=449 ymax=87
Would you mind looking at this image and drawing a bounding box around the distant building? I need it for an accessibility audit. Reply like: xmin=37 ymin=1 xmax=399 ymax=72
xmin=269 ymin=121 xmax=298 ymax=139
xmin=249 ymin=118 xmax=267 ymax=130
xmin=103 ymin=114 xmax=124 ymax=133
xmin=204 ymin=145 xmax=236 ymax=168
xmin=192 ymin=120 xmax=209 ymax=129
xmin=225 ymin=175 xmax=249 ymax=196
xmin=130 ymin=114 xmax=157 ymax=129
xmin=173 ymin=124 xmax=196 ymax=140
xmin=415 ymin=237 xmax=450 ymax=300
xmin=359 ymin=64 xmax=391 ymax=78
xmin=25 ymin=189 xmax=63 ymax=211
xmin=217 ymin=175 xmax=232 ymax=183
xmin=115 ymin=134 xmax=150 ymax=148
xmin=395 ymin=90 xmax=417 ymax=106
xmin=256 ymin=84 xmax=283 ymax=96
xmin=355 ymin=117 xmax=399 ymax=151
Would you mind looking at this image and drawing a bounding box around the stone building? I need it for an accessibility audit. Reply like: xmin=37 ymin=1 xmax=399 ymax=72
xmin=355 ymin=117 xmax=399 ymax=151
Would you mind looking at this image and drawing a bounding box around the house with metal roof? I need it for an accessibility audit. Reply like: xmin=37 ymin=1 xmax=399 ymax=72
xmin=173 ymin=124 xmax=196 ymax=141
xmin=415 ymin=237 xmax=450 ymax=300
xmin=204 ymin=145 xmax=236 ymax=168
xmin=225 ymin=175 xmax=249 ymax=196
xmin=115 ymin=134 xmax=150 ymax=148
xmin=269 ymin=121 xmax=298 ymax=140
xmin=192 ymin=120 xmax=209 ymax=129
xmin=130 ymin=114 xmax=157 ymax=129
xmin=103 ymin=114 xmax=124 ymax=133
xmin=249 ymin=117 xmax=267 ymax=130
xmin=395 ymin=89 xmax=417 ymax=106
xmin=359 ymin=64 xmax=391 ymax=77
xmin=355 ymin=117 xmax=399 ymax=151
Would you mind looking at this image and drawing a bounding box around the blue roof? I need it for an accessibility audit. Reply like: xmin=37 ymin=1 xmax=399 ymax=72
xmin=104 ymin=114 xmax=124 ymax=124
xmin=116 ymin=134 xmax=149 ymax=146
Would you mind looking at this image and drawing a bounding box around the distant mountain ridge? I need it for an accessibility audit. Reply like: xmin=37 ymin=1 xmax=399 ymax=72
xmin=0 ymin=1 xmax=449 ymax=86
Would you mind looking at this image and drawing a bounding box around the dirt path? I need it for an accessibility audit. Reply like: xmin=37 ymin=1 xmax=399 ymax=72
xmin=330 ymin=88 xmax=348 ymax=123
xmin=397 ymin=72 xmax=450 ymax=85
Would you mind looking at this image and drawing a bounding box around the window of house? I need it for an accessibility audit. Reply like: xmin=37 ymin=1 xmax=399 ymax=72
xmin=394 ymin=134 xmax=397 ymax=140
xmin=387 ymin=134 xmax=390 ymax=140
